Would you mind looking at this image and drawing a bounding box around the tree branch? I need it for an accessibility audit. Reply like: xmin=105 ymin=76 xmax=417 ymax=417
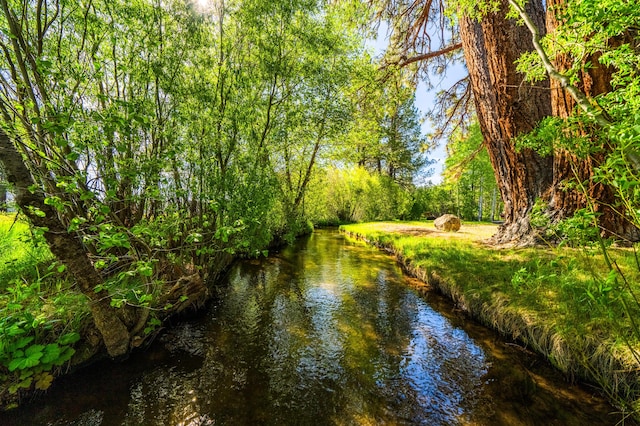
xmin=389 ymin=42 xmax=463 ymax=68
xmin=508 ymin=0 xmax=609 ymax=126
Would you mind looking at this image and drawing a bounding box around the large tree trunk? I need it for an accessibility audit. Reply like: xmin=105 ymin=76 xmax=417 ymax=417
xmin=0 ymin=129 xmax=130 ymax=357
xmin=459 ymin=0 xmax=553 ymax=245
xmin=545 ymin=0 xmax=639 ymax=241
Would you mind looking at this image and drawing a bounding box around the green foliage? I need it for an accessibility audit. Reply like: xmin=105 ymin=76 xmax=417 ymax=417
xmin=511 ymin=6 xmax=640 ymax=412
xmin=514 ymin=51 xmax=548 ymax=83
xmin=0 ymin=215 xmax=53 ymax=286
xmin=530 ymin=200 xmax=607 ymax=246
xmin=0 ymin=216 xmax=87 ymax=397
xmin=306 ymin=166 xmax=412 ymax=223
xmin=0 ymin=0 xmax=436 ymax=408
xmin=406 ymin=184 xmax=457 ymax=220
xmin=0 ymin=4 xmax=431 ymax=410
xmin=0 ymin=317 xmax=80 ymax=394
xmin=343 ymin=65 xmax=429 ymax=187
xmin=445 ymin=0 xmax=502 ymax=21
xmin=299 ymin=55 xmax=433 ymax=226
xmin=0 ymin=0 xmax=376 ymax=360
xmin=143 ymin=317 xmax=162 ymax=336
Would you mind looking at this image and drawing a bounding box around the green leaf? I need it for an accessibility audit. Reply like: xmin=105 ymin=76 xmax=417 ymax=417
xmin=9 ymin=377 xmax=33 ymax=394
xmin=58 ymin=332 xmax=81 ymax=345
xmin=52 ymin=347 xmax=75 ymax=366
xmin=8 ymin=355 xmax=41 ymax=372
xmin=25 ymin=345 xmax=45 ymax=357
xmin=19 ymin=369 xmax=34 ymax=379
xmin=65 ymin=151 xmax=79 ymax=161
xmin=137 ymin=264 xmax=153 ymax=277
xmin=7 ymin=324 xmax=26 ymax=337
xmin=40 ymin=344 xmax=61 ymax=364
xmin=8 ymin=354 xmax=24 ymax=371
xmin=12 ymin=336 xmax=35 ymax=351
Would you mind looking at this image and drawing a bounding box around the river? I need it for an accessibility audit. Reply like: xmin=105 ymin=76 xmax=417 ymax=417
xmin=1 ymin=230 xmax=619 ymax=425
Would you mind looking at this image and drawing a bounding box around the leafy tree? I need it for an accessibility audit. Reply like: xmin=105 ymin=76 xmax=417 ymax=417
xmin=0 ymin=0 xmax=369 ymax=359
xmin=379 ymin=91 xmax=428 ymax=186
xmin=306 ymin=166 xmax=412 ymax=223
xmin=408 ymin=184 xmax=457 ymax=219
xmin=373 ymin=0 xmax=553 ymax=242
xmin=375 ymin=0 xmax=639 ymax=244
xmin=268 ymin=8 xmax=357 ymax=236
xmin=510 ymin=0 xmax=640 ymax=241
xmin=344 ymin=62 xmax=429 ymax=186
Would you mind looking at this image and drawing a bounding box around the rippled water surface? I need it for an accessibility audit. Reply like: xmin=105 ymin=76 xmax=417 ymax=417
xmin=1 ymin=230 xmax=618 ymax=425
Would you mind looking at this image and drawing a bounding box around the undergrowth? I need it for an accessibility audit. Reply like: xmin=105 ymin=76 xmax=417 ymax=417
xmin=0 ymin=214 xmax=87 ymax=409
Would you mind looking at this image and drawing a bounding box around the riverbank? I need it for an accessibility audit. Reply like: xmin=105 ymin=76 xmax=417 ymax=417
xmin=0 ymin=211 xmax=311 ymax=410
xmin=0 ymin=214 xmax=233 ymax=410
xmin=341 ymin=221 xmax=640 ymax=419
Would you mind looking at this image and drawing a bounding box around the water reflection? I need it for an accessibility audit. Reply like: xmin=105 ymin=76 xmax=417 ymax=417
xmin=1 ymin=230 xmax=619 ymax=425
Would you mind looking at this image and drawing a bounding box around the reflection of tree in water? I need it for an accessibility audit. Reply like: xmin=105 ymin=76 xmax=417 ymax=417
xmin=5 ymin=230 xmax=616 ymax=425
xmin=185 ymin=230 xmax=491 ymax=424
xmin=123 ymin=364 xmax=213 ymax=426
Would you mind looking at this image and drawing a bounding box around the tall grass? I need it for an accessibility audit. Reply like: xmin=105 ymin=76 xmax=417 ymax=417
xmin=341 ymin=221 xmax=640 ymax=418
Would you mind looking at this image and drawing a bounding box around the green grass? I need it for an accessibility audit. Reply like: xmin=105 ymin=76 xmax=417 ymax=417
xmin=341 ymin=221 xmax=640 ymax=416
xmin=0 ymin=214 xmax=88 ymax=408
xmin=0 ymin=214 xmax=54 ymax=287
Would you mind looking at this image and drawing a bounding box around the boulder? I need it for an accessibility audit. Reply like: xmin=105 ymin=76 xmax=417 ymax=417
xmin=434 ymin=214 xmax=461 ymax=232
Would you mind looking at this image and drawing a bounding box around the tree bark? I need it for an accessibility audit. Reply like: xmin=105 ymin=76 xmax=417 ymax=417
xmin=544 ymin=0 xmax=640 ymax=241
xmin=459 ymin=0 xmax=553 ymax=244
xmin=0 ymin=129 xmax=130 ymax=357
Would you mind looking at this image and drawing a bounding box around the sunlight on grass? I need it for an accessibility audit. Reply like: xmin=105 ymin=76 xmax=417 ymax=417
xmin=0 ymin=214 xmax=54 ymax=287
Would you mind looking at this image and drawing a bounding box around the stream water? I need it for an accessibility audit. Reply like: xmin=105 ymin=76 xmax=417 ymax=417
xmin=1 ymin=230 xmax=621 ymax=425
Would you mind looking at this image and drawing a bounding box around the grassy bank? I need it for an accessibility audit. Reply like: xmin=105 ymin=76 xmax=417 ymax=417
xmin=0 ymin=214 xmax=90 ymax=408
xmin=341 ymin=221 xmax=640 ymax=418
xmin=0 ymin=212 xmax=243 ymax=410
